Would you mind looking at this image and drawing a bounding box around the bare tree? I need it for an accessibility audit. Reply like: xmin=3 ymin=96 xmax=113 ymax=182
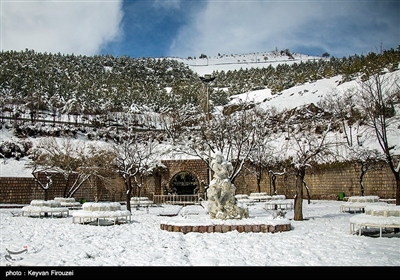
xmin=29 ymin=169 xmax=54 ymax=201
xmin=318 ymin=88 xmax=361 ymax=147
xmin=112 ymin=132 xmax=165 ymax=212
xmin=319 ymin=88 xmax=386 ymax=197
xmin=350 ymin=148 xmax=385 ymax=196
xmin=159 ymin=103 xmax=202 ymax=143
xmin=268 ymin=168 xmax=286 ymax=196
xmin=27 ymin=137 xmax=114 ymax=199
xmin=280 ymin=106 xmax=338 ymax=221
xmin=246 ymin=107 xmax=276 ymax=193
xmin=78 ymin=144 xmax=116 ymax=202
xmin=355 ymin=71 xmax=400 ymax=205
xmin=176 ymin=101 xmax=258 ymax=186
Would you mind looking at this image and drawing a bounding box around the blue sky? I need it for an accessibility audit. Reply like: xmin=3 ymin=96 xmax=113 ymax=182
xmin=1 ymin=0 xmax=399 ymax=59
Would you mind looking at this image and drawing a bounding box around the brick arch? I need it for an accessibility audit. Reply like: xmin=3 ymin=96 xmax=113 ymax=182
xmin=169 ymin=170 xmax=199 ymax=195
xmin=160 ymin=159 xmax=209 ymax=195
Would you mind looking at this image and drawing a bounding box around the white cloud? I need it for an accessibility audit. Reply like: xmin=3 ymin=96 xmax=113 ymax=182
xmin=168 ymin=1 xmax=325 ymax=57
xmin=1 ymin=0 xmax=124 ymax=55
xmin=168 ymin=1 xmax=399 ymax=58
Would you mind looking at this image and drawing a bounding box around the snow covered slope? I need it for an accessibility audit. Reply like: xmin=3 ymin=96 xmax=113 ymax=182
xmin=174 ymin=50 xmax=322 ymax=76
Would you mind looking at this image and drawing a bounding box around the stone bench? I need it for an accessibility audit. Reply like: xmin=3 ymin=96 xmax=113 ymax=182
xmin=72 ymin=202 xmax=131 ymax=226
xmin=349 ymin=204 xmax=400 ymax=237
xmin=21 ymin=200 xmax=69 ymax=218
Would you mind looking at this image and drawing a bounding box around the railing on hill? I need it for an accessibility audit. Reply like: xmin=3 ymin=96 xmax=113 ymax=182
xmin=0 ymin=115 xmax=164 ymax=132
xmin=152 ymin=194 xmax=206 ymax=206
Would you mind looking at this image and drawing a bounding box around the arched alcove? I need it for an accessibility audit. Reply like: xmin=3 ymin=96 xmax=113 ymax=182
xmin=169 ymin=171 xmax=199 ymax=195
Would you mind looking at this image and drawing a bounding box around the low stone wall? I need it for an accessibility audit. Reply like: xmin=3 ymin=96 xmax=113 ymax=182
xmin=160 ymin=223 xmax=291 ymax=234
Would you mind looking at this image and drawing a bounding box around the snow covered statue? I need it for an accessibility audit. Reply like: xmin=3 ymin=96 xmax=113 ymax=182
xmin=207 ymin=152 xmax=249 ymax=220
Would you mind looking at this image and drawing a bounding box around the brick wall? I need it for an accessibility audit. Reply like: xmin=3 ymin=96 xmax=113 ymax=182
xmin=0 ymin=160 xmax=397 ymax=204
xmin=0 ymin=172 xmax=126 ymax=204
xmin=302 ymin=161 xmax=396 ymax=199
xmin=233 ymin=161 xmax=396 ymax=199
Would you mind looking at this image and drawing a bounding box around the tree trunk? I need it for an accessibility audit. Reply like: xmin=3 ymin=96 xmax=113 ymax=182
xmin=125 ymin=191 xmax=131 ymax=212
xmin=395 ymin=173 xmax=400 ymax=206
xmin=395 ymin=174 xmax=400 ymax=233
xmin=360 ymin=163 xmax=367 ymax=196
xmin=256 ymin=164 xmax=261 ymax=193
xmin=63 ymin=173 xmax=72 ymax=198
xmin=303 ymin=180 xmax=311 ymax=204
xmin=43 ymin=189 xmax=49 ymax=217
xmin=271 ymin=174 xmax=277 ymax=195
xmin=125 ymin=177 xmax=133 ymax=212
xmin=137 ymin=185 xmax=142 ymax=210
xmin=268 ymin=170 xmax=277 ymax=196
xmin=294 ymin=166 xmax=306 ymax=221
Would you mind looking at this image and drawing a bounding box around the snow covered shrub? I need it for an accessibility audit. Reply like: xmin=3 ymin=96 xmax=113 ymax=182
xmin=0 ymin=139 xmax=32 ymax=159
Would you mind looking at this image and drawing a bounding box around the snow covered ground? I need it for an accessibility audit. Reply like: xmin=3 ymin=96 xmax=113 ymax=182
xmin=1 ymin=200 xmax=399 ymax=267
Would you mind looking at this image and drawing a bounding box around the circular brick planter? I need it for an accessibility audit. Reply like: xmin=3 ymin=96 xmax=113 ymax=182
xmin=160 ymin=222 xmax=291 ymax=234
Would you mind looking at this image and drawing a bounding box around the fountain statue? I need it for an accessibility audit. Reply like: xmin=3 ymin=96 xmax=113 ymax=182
xmin=206 ymin=152 xmax=249 ymax=220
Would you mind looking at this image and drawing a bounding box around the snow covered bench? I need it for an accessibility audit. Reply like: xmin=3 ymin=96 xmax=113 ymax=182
xmin=264 ymin=195 xmax=293 ymax=210
xmin=249 ymin=192 xmax=271 ymax=202
xmin=235 ymin=194 xmax=254 ymax=205
xmin=21 ymin=200 xmax=69 ymax=218
xmin=131 ymin=197 xmax=154 ymax=207
xmin=130 ymin=197 xmax=155 ymax=213
xmin=54 ymin=197 xmax=81 ymax=209
xmin=340 ymin=196 xmax=385 ymax=213
xmin=349 ymin=204 xmax=400 ymax=237
xmin=270 ymin=195 xmax=287 ymax=200
xmin=379 ymin=198 xmax=396 ymax=204
xmin=72 ymin=202 xmax=131 ymax=226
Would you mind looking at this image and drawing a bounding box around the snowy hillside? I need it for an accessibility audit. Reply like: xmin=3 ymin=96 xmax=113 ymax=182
xmin=228 ymin=74 xmax=356 ymax=112
xmin=179 ymin=51 xmax=398 ymax=112
xmin=1 ymin=50 xmax=399 ymax=178
xmin=176 ymin=50 xmax=346 ymax=111
xmin=174 ymin=50 xmax=322 ymax=76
